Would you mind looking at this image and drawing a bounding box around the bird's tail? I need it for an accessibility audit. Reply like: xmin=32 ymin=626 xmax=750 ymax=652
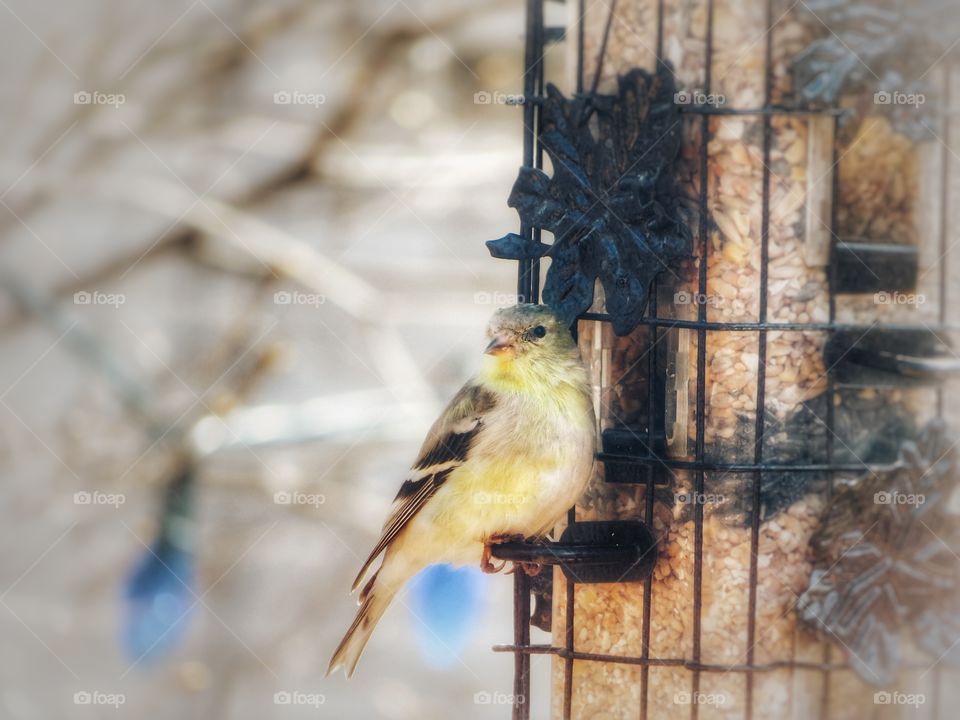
xmin=326 ymin=567 xmax=400 ymax=678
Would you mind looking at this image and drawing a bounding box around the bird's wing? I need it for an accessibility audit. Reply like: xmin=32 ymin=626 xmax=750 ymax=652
xmin=351 ymin=383 xmax=497 ymax=591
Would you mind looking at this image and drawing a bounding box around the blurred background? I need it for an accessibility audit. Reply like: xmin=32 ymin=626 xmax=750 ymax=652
xmin=0 ymin=1 xmax=567 ymax=717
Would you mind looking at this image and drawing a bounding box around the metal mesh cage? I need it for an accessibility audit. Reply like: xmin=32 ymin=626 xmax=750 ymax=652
xmin=489 ymin=1 xmax=960 ymax=718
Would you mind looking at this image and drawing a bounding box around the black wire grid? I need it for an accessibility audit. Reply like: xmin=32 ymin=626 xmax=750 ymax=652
xmin=489 ymin=0 xmax=957 ymax=719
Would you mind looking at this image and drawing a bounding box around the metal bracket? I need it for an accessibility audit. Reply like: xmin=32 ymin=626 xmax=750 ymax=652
xmin=826 ymin=327 xmax=960 ymax=386
xmin=833 ymin=241 xmax=918 ymax=294
xmin=490 ymin=520 xmax=658 ymax=584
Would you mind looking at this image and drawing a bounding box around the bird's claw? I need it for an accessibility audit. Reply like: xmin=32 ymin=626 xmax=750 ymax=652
xmin=480 ymin=534 xmax=525 ymax=574
xmin=507 ymin=561 xmax=543 ymax=576
xmin=481 ymin=558 xmax=508 ymax=574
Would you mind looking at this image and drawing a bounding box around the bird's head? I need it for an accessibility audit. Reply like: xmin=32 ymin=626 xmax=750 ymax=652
xmin=479 ymin=304 xmax=582 ymax=390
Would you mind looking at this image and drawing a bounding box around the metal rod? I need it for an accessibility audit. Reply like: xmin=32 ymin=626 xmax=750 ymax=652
xmin=520 ymin=97 xmax=842 ymax=117
xmin=576 ymin=0 xmax=585 ymax=95
xmin=564 ymin=0 xmax=583 ymax=710
xmin=936 ymin=67 xmax=952 ymax=419
xmin=588 ymin=0 xmax=618 ymax=97
xmin=745 ymin=2 xmax=775 ymax=715
xmin=519 ymin=0 xmax=544 ymax=305
xmin=511 ymin=4 xmax=544 ymax=718
xmin=598 ymin=453 xmax=897 ymax=474
xmin=640 ymin=288 xmax=659 ymax=720
xmin=819 ymin=109 xmax=843 ymax=720
xmin=564 ymin=521 xmax=575 ymax=720
xmin=931 ymin=60 xmax=952 ymax=720
xmin=676 ymin=106 xmax=843 ymax=117
xmin=690 ymin=2 xmax=715 ymax=716
xmin=490 ymin=643 xmax=914 ymax=673
xmin=578 ymin=313 xmax=960 ymax=333
xmin=655 ymin=0 xmax=664 ymax=60
xmin=530 ymin=0 xmax=545 ymax=305
xmin=512 ymin=571 xmax=532 ymax=720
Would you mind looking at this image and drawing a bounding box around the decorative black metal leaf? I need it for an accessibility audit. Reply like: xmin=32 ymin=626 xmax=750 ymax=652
xmin=791 ymin=0 xmax=958 ymax=140
xmin=487 ymin=64 xmax=692 ymax=335
xmin=797 ymin=420 xmax=960 ymax=686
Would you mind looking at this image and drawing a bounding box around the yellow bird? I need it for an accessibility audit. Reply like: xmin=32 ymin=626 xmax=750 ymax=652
xmin=327 ymin=303 xmax=596 ymax=677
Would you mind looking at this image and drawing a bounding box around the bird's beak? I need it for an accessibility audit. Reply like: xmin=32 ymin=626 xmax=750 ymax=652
xmin=484 ymin=333 xmax=514 ymax=356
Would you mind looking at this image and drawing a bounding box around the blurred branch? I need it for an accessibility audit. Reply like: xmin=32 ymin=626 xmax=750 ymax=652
xmin=189 ymin=388 xmax=428 ymax=454
xmin=0 ymin=270 xmax=162 ymax=435
xmin=0 ymin=270 xmax=277 ymax=458
xmin=0 ymin=4 xmax=315 ymax=223
xmin=1 ymin=0 xmax=506 ymax=356
xmin=102 ymin=174 xmax=439 ymax=406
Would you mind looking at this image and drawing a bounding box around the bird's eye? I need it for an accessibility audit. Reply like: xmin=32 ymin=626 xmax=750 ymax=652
xmin=531 ymin=325 xmax=547 ymax=339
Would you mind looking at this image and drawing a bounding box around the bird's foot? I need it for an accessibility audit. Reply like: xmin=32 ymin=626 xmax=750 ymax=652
xmin=507 ymin=561 xmax=543 ymax=577
xmin=480 ymin=534 xmax=525 ymax=574
xmin=481 ymin=558 xmax=507 ymax=574
xmin=480 ymin=542 xmax=506 ymax=573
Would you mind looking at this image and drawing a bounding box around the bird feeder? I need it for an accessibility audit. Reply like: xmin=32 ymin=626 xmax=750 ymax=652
xmin=486 ymin=1 xmax=960 ymax=718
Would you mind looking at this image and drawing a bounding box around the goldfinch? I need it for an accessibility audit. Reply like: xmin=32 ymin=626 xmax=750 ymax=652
xmin=327 ymin=303 xmax=596 ymax=677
